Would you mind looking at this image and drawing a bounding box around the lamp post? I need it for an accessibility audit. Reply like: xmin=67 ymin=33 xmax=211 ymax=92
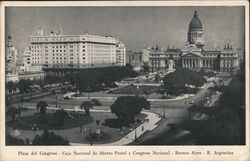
xmin=101 ymin=83 xmax=105 ymax=97
xmin=31 ymin=124 xmax=39 ymax=138
xmin=163 ymin=103 xmax=166 ymax=118
xmin=136 ymin=85 xmax=139 ymax=97
xmin=134 ymin=122 xmax=137 ymax=141
xmin=89 ymin=127 xmax=93 ymax=146
xmin=87 ymin=87 xmax=91 ymax=100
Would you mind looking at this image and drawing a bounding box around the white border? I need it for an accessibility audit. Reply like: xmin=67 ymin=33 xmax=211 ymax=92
xmin=0 ymin=1 xmax=249 ymax=161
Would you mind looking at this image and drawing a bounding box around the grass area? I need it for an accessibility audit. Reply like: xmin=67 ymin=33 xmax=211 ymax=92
xmin=85 ymin=132 xmax=111 ymax=142
xmin=111 ymin=85 xmax=159 ymax=95
xmin=7 ymin=112 xmax=93 ymax=130
xmin=103 ymin=112 xmax=148 ymax=128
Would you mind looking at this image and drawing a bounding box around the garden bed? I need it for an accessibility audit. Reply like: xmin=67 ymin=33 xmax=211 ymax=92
xmin=7 ymin=112 xmax=93 ymax=130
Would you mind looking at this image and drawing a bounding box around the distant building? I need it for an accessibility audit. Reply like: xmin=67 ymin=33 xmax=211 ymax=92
xmin=126 ymin=51 xmax=143 ymax=71
xmin=23 ymin=46 xmax=32 ymax=66
xmin=141 ymin=47 xmax=150 ymax=64
xmin=6 ymin=73 xmax=19 ymax=83
xmin=5 ymin=36 xmax=18 ymax=74
xmin=148 ymin=11 xmax=240 ymax=72
xmin=149 ymin=46 xmax=181 ymax=71
xmin=29 ymin=27 xmax=125 ymax=69
xmin=116 ymin=41 xmax=126 ymax=66
xmin=18 ymin=71 xmax=45 ymax=81
xmin=15 ymin=45 xmax=45 ymax=81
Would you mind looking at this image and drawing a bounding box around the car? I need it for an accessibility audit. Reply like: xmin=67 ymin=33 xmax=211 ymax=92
xmin=22 ymin=98 xmax=31 ymax=102
xmin=189 ymin=100 xmax=195 ymax=104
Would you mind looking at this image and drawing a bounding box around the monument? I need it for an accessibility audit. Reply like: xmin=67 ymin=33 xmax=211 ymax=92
xmin=167 ymin=59 xmax=175 ymax=73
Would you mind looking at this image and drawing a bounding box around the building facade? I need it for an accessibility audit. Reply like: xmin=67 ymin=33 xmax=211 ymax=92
xmin=18 ymin=71 xmax=45 ymax=81
xmin=126 ymin=51 xmax=143 ymax=71
xmin=116 ymin=41 xmax=126 ymax=66
xmin=5 ymin=36 xmax=18 ymax=74
xmin=148 ymin=11 xmax=240 ymax=72
xmin=23 ymin=46 xmax=32 ymax=66
xmin=29 ymin=28 xmax=126 ymax=69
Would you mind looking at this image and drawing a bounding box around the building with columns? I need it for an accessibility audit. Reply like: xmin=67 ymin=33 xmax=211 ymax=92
xmin=148 ymin=11 xmax=240 ymax=72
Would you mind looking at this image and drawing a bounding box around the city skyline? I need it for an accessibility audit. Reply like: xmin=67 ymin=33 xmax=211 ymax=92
xmin=6 ymin=6 xmax=245 ymax=55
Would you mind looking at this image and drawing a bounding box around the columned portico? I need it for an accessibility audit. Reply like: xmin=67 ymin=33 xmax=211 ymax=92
xmin=182 ymin=57 xmax=200 ymax=69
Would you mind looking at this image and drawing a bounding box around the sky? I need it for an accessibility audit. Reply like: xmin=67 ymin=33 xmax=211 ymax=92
xmin=5 ymin=6 xmax=245 ymax=55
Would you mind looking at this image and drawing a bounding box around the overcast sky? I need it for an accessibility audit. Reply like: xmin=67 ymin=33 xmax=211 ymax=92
xmin=5 ymin=6 xmax=245 ymax=54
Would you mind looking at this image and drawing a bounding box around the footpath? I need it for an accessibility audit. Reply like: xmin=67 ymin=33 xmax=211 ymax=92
xmin=23 ymin=106 xmax=161 ymax=146
xmin=71 ymin=94 xmax=192 ymax=102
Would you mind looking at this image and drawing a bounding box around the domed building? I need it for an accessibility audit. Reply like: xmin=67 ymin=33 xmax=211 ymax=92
xmin=187 ymin=11 xmax=204 ymax=49
xmin=148 ymin=11 xmax=240 ymax=72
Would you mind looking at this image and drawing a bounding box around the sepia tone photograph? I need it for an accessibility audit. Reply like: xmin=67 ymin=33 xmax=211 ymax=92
xmin=4 ymin=4 xmax=246 ymax=147
xmin=1 ymin=1 xmax=249 ymax=161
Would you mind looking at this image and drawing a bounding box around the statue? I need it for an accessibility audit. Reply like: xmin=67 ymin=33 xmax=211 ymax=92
xmin=168 ymin=59 xmax=174 ymax=70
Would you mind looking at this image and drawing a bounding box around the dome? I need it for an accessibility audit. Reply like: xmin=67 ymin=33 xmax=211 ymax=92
xmin=189 ymin=11 xmax=202 ymax=31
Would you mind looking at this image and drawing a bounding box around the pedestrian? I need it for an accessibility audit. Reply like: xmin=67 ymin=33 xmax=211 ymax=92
xmin=141 ymin=126 xmax=144 ymax=131
xmin=80 ymin=125 xmax=83 ymax=133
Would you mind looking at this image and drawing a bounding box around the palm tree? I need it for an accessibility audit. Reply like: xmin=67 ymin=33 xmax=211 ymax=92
xmin=6 ymin=106 xmax=18 ymax=121
xmin=80 ymin=101 xmax=93 ymax=116
xmin=36 ymin=101 xmax=48 ymax=115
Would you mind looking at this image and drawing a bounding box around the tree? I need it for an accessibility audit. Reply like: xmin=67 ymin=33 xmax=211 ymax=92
xmin=91 ymin=99 xmax=102 ymax=106
xmin=6 ymin=81 xmax=17 ymax=94
xmin=199 ymin=109 xmax=241 ymax=145
xmin=65 ymin=66 xmax=137 ymax=92
xmin=52 ymin=109 xmax=68 ymax=126
xmin=6 ymin=106 xmax=19 ymax=121
xmin=17 ymin=79 xmax=32 ymax=94
xmin=44 ymin=75 xmax=63 ymax=84
xmin=80 ymin=101 xmax=93 ymax=116
xmin=36 ymin=101 xmax=48 ymax=114
xmin=154 ymin=74 xmax=161 ymax=82
xmin=32 ymin=130 xmax=69 ymax=145
xmin=6 ymin=133 xmax=25 ymax=145
xmin=163 ymin=68 xmax=206 ymax=95
xmin=110 ymin=96 xmax=150 ymax=122
xmin=142 ymin=65 xmax=150 ymax=73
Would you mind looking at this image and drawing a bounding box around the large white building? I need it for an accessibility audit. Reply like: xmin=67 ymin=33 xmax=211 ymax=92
xmin=29 ymin=28 xmax=126 ymax=68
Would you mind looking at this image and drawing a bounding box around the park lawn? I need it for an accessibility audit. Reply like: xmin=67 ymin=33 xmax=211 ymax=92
xmin=6 ymin=112 xmax=93 ymax=130
xmin=6 ymin=110 xmax=148 ymax=145
xmin=111 ymin=85 xmax=159 ymax=95
xmin=52 ymin=112 xmax=148 ymax=144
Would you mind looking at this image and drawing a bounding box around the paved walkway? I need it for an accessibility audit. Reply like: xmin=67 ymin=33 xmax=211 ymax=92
xmin=23 ymin=106 xmax=161 ymax=146
xmin=71 ymin=94 xmax=192 ymax=102
xmin=70 ymin=110 xmax=161 ymax=146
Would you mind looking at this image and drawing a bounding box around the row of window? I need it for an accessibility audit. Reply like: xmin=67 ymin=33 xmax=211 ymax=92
xmin=31 ymin=37 xmax=84 ymax=42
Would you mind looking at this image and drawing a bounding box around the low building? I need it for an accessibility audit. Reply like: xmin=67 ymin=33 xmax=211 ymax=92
xmin=6 ymin=73 xmax=19 ymax=83
xmin=18 ymin=71 xmax=45 ymax=81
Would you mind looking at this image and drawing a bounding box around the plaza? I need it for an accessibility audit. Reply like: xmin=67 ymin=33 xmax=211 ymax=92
xmin=5 ymin=7 xmax=245 ymax=146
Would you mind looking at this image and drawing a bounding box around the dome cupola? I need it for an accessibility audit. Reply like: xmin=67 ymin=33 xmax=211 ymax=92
xmin=187 ymin=11 xmax=204 ymax=49
xmin=189 ymin=11 xmax=202 ymax=31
